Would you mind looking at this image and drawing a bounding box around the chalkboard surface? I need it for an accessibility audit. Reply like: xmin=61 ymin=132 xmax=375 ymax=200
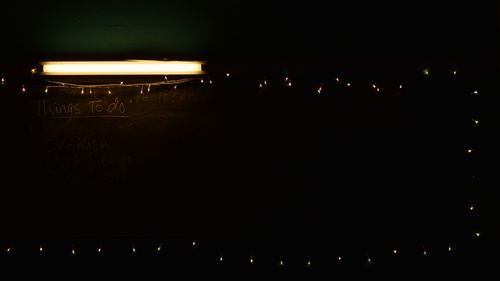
xmin=1 ymin=79 xmax=469 ymax=247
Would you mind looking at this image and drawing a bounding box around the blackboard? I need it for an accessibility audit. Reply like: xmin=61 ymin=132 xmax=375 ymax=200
xmin=1 ymin=79 xmax=470 ymax=247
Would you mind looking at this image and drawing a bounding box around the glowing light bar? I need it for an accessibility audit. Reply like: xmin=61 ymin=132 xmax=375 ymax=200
xmin=41 ymin=60 xmax=204 ymax=75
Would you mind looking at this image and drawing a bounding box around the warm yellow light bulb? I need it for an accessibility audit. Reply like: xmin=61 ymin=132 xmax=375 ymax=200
xmin=107 ymin=89 xmax=112 ymax=95
xmin=372 ymin=84 xmax=377 ymax=89
xmin=148 ymin=85 xmax=151 ymax=92
xmin=337 ymin=256 xmax=342 ymax=261
xmin=31 ymin=68 xmax=36 ymax=74
xmin=453 ymin=70 xmax=457 ymax=75
xmin=376 ymin=88 xmax=380 ymax=92
xmin=1 ymin=77 xmax=4 ymax=84
xmin=226 ymin=73 xmax=230 ymax=77
xmin=81 ymin=88 xmax=84 ymax=94
xmin=201 ymin=79 xmax=204 ymax=83
xmin=192 ymin=241 xmax=196 ymax=247
xmin=287 ymin=81 xmax=292 ymax=87
xmin=307 ymin=260 xmax=311 ymax=266
xmin=140 ymin=86 xmax=144 ymax=94
xmin=89 ymin=89 xmax=93 ymax=94
xmin=157 ymin=245 xmax=162 ymax=252
xmin=219 ymin=255 xmax=223 ymax=262
xmin=347 ymin=82 xmax=351 ymax=87
xmin=473 ymin=90 xmax=478 ymax=95
xmin=280 ymin=259 xmax=284 ymax=266
xmin=259 ymin=83 xmax=263 ymax=88
xmin=423 ymin=69 xmax=430 ymax=76
xmin=174 ymin=85 xmax=177 ymax=90
xmin=336 ymin=77 xmax=340 ymax=82
xmin=21 ymin=85 xmax=26 ymax=93
xmin=469 ymin=205 xmax=475 ymax=211
xmin=39 ymin=246 xmax=43 ymax=252
xmin=399 ymin=84 xmax=403 ymax=89
xmin=71 ymin=249 xmax=76 ymax=255
xmin=264 ymin=80 xmax=267 ymax=85
xmin=423 ymin=250 xmax=427 ymax=256
xmin=475 ymin=232 xmax=481 ymax=237
xmin=120 ymin=81 xmax=123 ymax=85
xmin=367 ymin=257 xmax=372 ymax=263
xmin=98 ymin=248 xmax=102 ymax=253
xmin=448 ymin=246 xmax=452 ymax=252
xmin=6 ymin=248 xmax=11 ymax=252
xmin=317 ymin=86 xmax=322 ymax=94
xmin=250 ymin=256 xmax=254 ymax=264
xmin=132 ymin=247 xmax=136 ymax=253
xmin=393 ymin=249 xmax=398 ymax=254
xmin=467 ymin=149 xmax=473 ymax=154
xmin=45 ymin=87 xmax=49 ymax=93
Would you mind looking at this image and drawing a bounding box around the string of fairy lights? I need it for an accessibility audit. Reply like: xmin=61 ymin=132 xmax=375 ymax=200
xmin=0 ymin=66 xmax=483 ymax=267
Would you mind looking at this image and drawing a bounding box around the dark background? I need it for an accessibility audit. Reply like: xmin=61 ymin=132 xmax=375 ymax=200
xmin=0 ymin=0 xmax=497 ymax=275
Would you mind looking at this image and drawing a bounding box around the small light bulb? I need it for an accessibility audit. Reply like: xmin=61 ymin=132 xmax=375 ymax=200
xmin=473 ymin=119 xmax=479 ymax=125
xmin=367 ymin=257 xmax=372 ymax=263
xmin=376 ymin=88 xmax=380 ymax=92
xmin=201 ymin=79 xmax=204 ymax=84
xmin=39 ymin=246 xmax=43 ymax=252
xmin=219 ymin=254 xmax=223 ymax=262
xmin=393 ymin=249 xmax=398 ymax=254
xmin=89 ymin=89 xmax=93 ymax=94
xmin=337 ymin=256 xmax=342 ymax=261
xmin=279 ymin=259 xmax=284 ymax=266
xmin=98 ymin=248 xmax=101 ymax=253
xmin=475 ymin=232 xmax=481 ymax=238
xmin=423 ymin=69 xmax=430 ymax=76
xmin=317 ymin=86 xmax=322 ymax=94
xmin=164 ymin=75 xmax=168 ymax=80
xmin=306 ymin=260 xmax=311 ymax=267
xmin=81 ymin=88 xmax=84 ymax=94
xmin=285 ymin=76 xmax=289 ymax=82
xmin=259 ymin=83 xmax=263 ymax=88
xmin=140 ymin=86 xmax=144 ymax=94
xmin=335 ymin=77 xmax=340 ymax=82
xmin=174 ymin=85 xmax=177 ymax=90
xmin=120 ymin=81 xmax=123 ymax=85
xmin=71 ymin=249 xmax=76 ymax=255
xmin=107 ymin=89 xmax=112 ymax=95
xmin=192 ymin=241 xmax=196 ymax=247
xmin=399 ymin=84 xmax=403 ymax=89
xmin=45 ymin=87 xmax=49 ymax=93
xmin=423 ymin=250 xmax=427 ymax=256
xmin=469 ymin=205 xmax=475 ymax=211
xmin=157 ymin=244 xmax=162 ymax=252
xmin=453 ymin=70 xmax=457 ymax=75
xmin=148 ymin=85 xmax=151 ymax=92
xmin=372 ymin=84 xmax=377 ymax=89
xmin=209 ymin=80 xmax=213 ymax=84
xmin=264 ymin=80 xmax=267 ymax=85
xmin=467 ymin=149 xmax=473 ymax=154
xmin=250 ymin=256 xmax=254 ymax=264
xmin=346 ymin=82 xmax=351 ymax=87
xmin=6 ymin=248 xmax=11 ymax=252
xmin=21 ymin=85 xmax=26 ymax=93
xmin=448 ymin=246 xmax=452 ymax=252
xmin=132 ymin=246 xmax=136 ymax=253
xmin=1 ymin=77 xmax=4 ymax=84
xmin=31 ymin=68 xmax=36 ymax=74
xmin=226 ymin=73 xmax=230 ymax=77
xmin=472 ymin=90 xmax=479 ymax=95
xmin=287 ymin=81 xmax=292 ymax=87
